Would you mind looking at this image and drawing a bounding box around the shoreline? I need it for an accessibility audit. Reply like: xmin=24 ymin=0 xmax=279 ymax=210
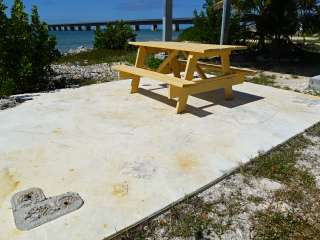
xmin=60 ymin=46 xmax=94 ymax=56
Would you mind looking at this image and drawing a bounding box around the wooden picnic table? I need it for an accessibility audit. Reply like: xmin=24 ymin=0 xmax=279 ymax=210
xmin=112 ymin=41 xmax=256 ymax=113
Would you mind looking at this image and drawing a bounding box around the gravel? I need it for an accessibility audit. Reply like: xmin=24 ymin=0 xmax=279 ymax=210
xmin=47 ymin=62 xmax=122 ymax=82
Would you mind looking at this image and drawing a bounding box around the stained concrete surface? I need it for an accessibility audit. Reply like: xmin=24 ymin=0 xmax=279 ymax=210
xmin=0 ymin=76 xmax=320 ymax=240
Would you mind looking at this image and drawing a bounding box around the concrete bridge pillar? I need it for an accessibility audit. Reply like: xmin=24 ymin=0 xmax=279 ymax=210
xmin=95 ymin=26 xmax=100 ymax=30
xmin=86 ymin=26 xmax=91 ymax=31
xmin=70 ymin=26 xmax=75 ymax=31
xmin=134 ymin=25 xmax=140 ymax=31
xmin=64 ymin=26 xmax=68 ymax=31
xmin=173 ymin=24 xmax=179 ymax=31
xmin=151 ymin=24 xmax=158 ymax=31
xmin=48 ymin=27 xmax=51 ymax=31
xmin=58 ymin=26 xmax=62 ymax=31
xmin=52 ymin=27 xmax=56 ymax=31
xmin=77 ymin=26 xmax=82 ymax=31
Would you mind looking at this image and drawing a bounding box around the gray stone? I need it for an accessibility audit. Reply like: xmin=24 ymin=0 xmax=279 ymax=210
xmin=316 ymin=176 xmax=320 ymax=189
xmin=67 ymin=46 xmax=93 ymax=55
xmin=154 ymin=52 xmax=179 ymax=60
xmin=257 ymin=178 xmax=282 ymax=191
xmin=308 ymin=75 xmax=320 ymax=91
xmin=154 ymin=52 xmax=168 ymax=60
xmin=11 ymin=188 xmax=84 ymax=230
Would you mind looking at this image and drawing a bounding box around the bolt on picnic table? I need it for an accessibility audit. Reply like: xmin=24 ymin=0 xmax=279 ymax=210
xmin=112 ymin=41 xmax=257 ymax=113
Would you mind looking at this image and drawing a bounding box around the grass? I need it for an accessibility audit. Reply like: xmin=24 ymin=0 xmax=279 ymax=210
xmin=55 ymin=49 xmax=138 ymax=65
xmin=55 ymin=48 xmax=154 ymax=67
xmin=108 ymin=122 xmax=320 ymax=239
xmin=293 ymin=39 xmax=320 ymax=44
xmin=245 ymin=73 xmax=276 ymax=86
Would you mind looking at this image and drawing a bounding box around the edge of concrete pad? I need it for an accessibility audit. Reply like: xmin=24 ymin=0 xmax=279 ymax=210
xmin=106 ymin=121 xmax=319 ymax=240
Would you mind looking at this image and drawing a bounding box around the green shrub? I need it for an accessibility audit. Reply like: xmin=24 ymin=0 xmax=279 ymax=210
xmin=177 ymin=26 xmax=202 ymax=42
xmin=147 ymin=57 xmax=164 ymax=69
xmin=93 ymin=20 xmax=137 ymax=51
xmin=178 ymin=0 xmax=244 ymax=44
xmin=0 ymin=0 xmax=60 ymax=98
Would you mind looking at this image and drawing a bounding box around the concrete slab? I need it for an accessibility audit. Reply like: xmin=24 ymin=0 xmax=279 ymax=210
xmin=1 ymin=77 xmax=320 ymax=240
xmin=309 ymin=75 xmax=320 ymax=91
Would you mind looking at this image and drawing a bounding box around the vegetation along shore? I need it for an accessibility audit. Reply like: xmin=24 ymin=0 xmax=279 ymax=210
xmin=1 ymin=0 xmax=320 ymax=239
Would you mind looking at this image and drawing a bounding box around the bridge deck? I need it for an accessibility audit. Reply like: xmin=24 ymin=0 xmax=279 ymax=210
xmin=48 ymin=18 xmax=193 ymax=27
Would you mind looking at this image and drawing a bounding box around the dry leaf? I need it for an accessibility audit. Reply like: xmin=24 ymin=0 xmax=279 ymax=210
xmin=160 ymin=220 xmax=167 ymax=226
xmin=271 ymin=167 xmax=275 ymax=173
xmin=200 ymin=213 xmax=207 ymax=219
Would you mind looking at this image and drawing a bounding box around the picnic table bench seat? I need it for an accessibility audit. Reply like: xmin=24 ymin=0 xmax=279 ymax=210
xmin=112 ymin=64 xmax=196 ymax=88
xmin=177 ymin=60 xmax=257 ymax=76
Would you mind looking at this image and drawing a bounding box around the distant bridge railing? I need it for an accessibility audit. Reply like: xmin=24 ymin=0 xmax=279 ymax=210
xmin=47 ymin=18 xmax=194 ymax=31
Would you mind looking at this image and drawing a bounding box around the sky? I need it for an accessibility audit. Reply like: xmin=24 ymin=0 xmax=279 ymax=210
xmin=2 ymin=0 xmax=206 ymax=26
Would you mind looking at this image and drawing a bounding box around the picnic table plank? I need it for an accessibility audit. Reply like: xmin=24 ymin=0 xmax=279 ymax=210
xmin=129 ymin=41 xmax=247 ymax=53
xmin=112 ymin=65 xmax=195 ymax=88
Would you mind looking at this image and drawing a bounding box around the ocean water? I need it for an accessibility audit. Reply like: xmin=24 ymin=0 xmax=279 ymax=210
xmin=49 ymin=29 xmax=183 ymax=53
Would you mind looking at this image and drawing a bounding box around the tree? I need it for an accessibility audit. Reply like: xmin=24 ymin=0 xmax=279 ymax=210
xmin=298 ymin=0 xmax=320 ymax=39
xmin=258 ymin=0 xmax=299 ymax=39
xmin=93 ymin=20 xmax=137 ymax=51
xmin=0 ymin=0 xmax=60 ymax=97
xmin=0 ymin=0 xmax=8 ymax=71
xmin=233 ymin=0 xmax=303 ymax=58
xmin=178 ymin=0 xmax=244 ymax=44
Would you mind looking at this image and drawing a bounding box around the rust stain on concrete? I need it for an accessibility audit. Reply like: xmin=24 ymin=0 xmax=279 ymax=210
xmin=0 ymin=171 xmax=20 ymax=201
xmin=53 ymin=128 xmax=62 ymax=134
xmin=302 ymin=94 xmax=320 ymax=101
xmin=173 ymin=154 xmax=200 ymax=171
xmin=111 ymin=183 xmax=128 ymax=197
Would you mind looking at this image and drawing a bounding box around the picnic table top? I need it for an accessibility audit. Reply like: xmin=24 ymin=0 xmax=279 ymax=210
xmin=129 ymin=41 xmax=247 ymax=54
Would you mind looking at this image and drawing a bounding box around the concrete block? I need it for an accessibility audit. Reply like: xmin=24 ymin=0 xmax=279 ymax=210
xmin=308 ymin=75 xmax=320 ymax=91
xmin=11 ymin=188 xmax=84 ymax=230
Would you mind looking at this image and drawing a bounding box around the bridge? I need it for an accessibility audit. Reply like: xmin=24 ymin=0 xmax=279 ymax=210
xmin=47 ymin=18 xmax=193 ymax=32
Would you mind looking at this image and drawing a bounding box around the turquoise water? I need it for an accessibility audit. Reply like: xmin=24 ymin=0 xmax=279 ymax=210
xmin=49 ymin=29 xmax=183 ymax=53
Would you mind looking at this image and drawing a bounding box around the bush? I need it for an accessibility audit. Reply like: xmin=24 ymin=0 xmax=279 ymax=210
xmin=93 ymin=20 xmax=137 ymax=51
xmin=0 ymin=0 xmax=60 ymax=98
xmin=178 ymin=0 xmax=244 ymax=44
xmin=177 ymin=26 xmax=202 ymax=42
xmin=147 ymin=57 xmax=164 ymax=69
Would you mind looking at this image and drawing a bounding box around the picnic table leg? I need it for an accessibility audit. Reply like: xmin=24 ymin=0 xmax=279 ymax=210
xmin=176 ymin=95 xmax=188 ymax=114
xmin=182 ymin=51 xmax=207 ymax=79
xmin=130 ymin=46 xmax=146 ymax=93
xmin=175 ymin=54 xmax=198 ymax=113
xmin=170 ymin=55 xmax=181 ymax=78
xmin=221 ymin=52 xmax=233 ymax=100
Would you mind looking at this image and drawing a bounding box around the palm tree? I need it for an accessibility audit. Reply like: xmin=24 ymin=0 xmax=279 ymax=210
xmin=298 ymin=0 xmax=320 ymax=40
xmin=233 ymin=0 xmax=300 ymax=48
